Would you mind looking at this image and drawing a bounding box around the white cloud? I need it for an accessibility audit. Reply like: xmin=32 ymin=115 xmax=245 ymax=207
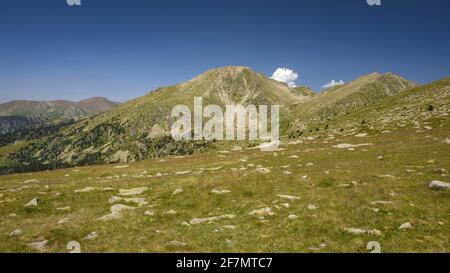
xmin=270 ymin=68 xmax=299 ymax=88
xmin=322 ymin=80 xmax=345 ymax=89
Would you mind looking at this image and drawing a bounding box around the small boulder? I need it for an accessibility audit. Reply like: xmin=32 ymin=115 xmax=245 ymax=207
xmin=28 ymin=240 xmax=48 ymax=252
xmin=399 ymin=222 xmax=413 ymax=230
xmin=172 ymin=189 xmax=183 ymax=195
xmin=24 ymin=198 xmax=38 ymax=207
xmin=429 ymin=181 xmax=450 ymax=190
xmin=118 ymin=187 xmax=149 ymax=196
xmin=9 ymin=229 xmax=23 ymax=237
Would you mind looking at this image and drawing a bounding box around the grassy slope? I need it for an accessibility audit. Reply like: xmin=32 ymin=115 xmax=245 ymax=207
xmin=285 ymin=73 xmax=416 ymax=132
xmin=0 ymin=124 xmax=448 ymax=252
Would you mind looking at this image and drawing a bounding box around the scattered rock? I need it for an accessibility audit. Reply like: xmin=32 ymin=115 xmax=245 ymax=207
xmin=114 ymin=165 xmax=129 ymax=169
xmin=355 ymin=133 xmax=368 ymax=138
xmin=231 ymin=146 xmax=242 ymax=151
xmin=74 ymin=187 xmax=96 ymax=193
xmin=308 ymin=204 xmax=317 ymax=210
xmin=172 ymin=189 xmax=183 ymax=195
xmin=333 ymin=143 xmax=373 ymax=149
xmin=109 ymin=196 xmax=148 ymax=207
xmin=98 ymin=212 xmax=122 ymax=221
xmin=56 ymin=207 xmax=71 ymax=212
xmin=28 ymin=240 xmax=48 ymax=252
xmin=277 ymin=194 xmax=301 ymax=201
xmin=85 ymin=232 xmax=99 ymax=240
xmin=443 ymin=139 xmax=450 ymax=144
xmin=98 ymin=204 xmax=135 ymax=221
xmin=258 ymin=141 xmax=280 ymax=152
xmin=371 ymin=201 xmax=393 ymax=206
xmin=309 ymin=243 xmax=327 ymax=251
xmin=306 ymin=162 xmax=315 ymax=167
xmin=144 ymin=211 xmax=154 ymax=216
xmin=175 ymin=171 xmax=192 ymax=175
xmin=249 ymin=207 xmax=275 ymax=217
xmin=344 ymin=228 xmax=382 ymax=236
xmin=288 ymin=215 xmax=298 ymax=220
xmin=118 ymin=187 xmax=149 ymax=196
xmin=164 ymin=210 xmax=177 ymax=215
xmin=22 ymin=179 xmax=39 ymax=184
xmin=110 ymin=204 xmax=135 ymax=214
xmin=429 ymin=180 xmax=450 ymax=190
xmin=211 ymin=189 xmax=231 ymax=194
xmin=399 ymin=222 xmax=413 ymax=230
xmin=9 ymin=229 xmax=23 ymax=237
xmin=189 ymin=214 xmax=236 ymax=225
xmin=58 ymin=218 xmax=69 ymax=224
xmin=24 ymin=198 xmax=38 ymax=207
xmin=181 ymin=221 xmax=191 ymax=227
xmin=256 ymin=167 xmax=271 ymax=174
xmin=223 ymin=225 xmax=236 ymax=230
xmin=169 ymin=241 xmax=187 ymax=247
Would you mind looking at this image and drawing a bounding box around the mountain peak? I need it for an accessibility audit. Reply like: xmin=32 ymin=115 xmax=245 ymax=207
xmin=178 ymin=66 xmax=307 ymax=106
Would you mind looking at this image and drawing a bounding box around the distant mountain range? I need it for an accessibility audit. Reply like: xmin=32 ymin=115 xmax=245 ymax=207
xmin=1 ymin=66 xmax=448 ymax=174
xmin=0 ymin=97 xmax=119 ymax=134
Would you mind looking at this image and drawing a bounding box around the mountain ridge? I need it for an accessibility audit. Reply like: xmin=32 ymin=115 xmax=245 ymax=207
xmin=0 ymin=97 xmax=119 ymax=134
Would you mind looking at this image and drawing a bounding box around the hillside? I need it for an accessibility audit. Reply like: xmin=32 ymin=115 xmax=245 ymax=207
xmin=284 ymin=72 xmax=417 ymax=137
xmin=0 ymin=97 xmax=119 ymax=134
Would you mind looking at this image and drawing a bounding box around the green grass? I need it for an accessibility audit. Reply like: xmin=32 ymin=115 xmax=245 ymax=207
xmin=0 ymin=125 xmax=449 ymax=253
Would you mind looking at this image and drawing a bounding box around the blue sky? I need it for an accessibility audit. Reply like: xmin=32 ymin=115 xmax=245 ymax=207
xmin=0 ymin=0 xmax=450 ymax=103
